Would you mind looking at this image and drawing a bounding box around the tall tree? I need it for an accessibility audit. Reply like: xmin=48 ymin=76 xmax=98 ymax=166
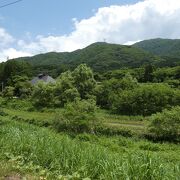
xmin=144 ymin=64 xmax=154 ymax=82
xmin=72 ymin=64 xmax=96 ymax=99
xmin=1 ymin=60 xmax=32 ymax=84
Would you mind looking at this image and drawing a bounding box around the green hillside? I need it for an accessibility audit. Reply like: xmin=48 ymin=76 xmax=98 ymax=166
xmin=133 ymin=38 xmax=180 ymax=66
xmin=15 ymin=42 xmax=163 ymax=72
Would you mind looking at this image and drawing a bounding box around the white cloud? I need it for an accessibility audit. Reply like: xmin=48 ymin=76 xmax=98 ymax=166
xmin=1 ymin=0 xmax=180 ymax=61
xmin=0 ymin=48 xmax=32 ymax=62
xmin=124 ymin=40 xmax=142 ymax=45
xmin=0 ymin=28 xmax=14 ymax=48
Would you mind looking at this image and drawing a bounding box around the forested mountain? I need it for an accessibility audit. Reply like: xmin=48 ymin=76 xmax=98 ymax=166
xmin=1 ymin=40 xmax=179 ymax=78
xmin=14 ymin=42 xmax=164 ymax=72
xmin=133 ymin=38 xmax=180 ymax=66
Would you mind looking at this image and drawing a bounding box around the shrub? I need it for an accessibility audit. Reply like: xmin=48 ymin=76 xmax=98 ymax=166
xmin=10 ymin=75 xmax=32 ymax=98
xmin=111 ymin=84 xmax=180 ymax=116
xmin=54 ymin=99 xmax=99 ymax=133
xmin=96 ymin=74 xmax=138 ymax=109
xmin=3 ymin=86 xmax=15 ymax=99
xmin=165 ymin=79 xmax=180 ymax=88
xmin=95 ymin=126 xmax=133 ymax=137
xmin=149 ymin=106 xmax=180 ymax=141
xmin=32 ymin=82 xmax=55 ymax=107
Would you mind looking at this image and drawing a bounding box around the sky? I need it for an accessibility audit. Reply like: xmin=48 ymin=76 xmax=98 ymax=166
xmin=0 ymin=0 xmax=180 ymax=61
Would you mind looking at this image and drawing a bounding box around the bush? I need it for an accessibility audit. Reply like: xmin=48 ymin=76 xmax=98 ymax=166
xmin=54 ymin=99 xmax=99 ymax=133
xmin=3 ymin=86 xmax=14 ymax=99
xmin=32 ymin=82 xmax=55 ymax=107
xmin=95 ymin=126 xmax=133 ymax=137
xmin=149 ymin=106 xmax=180 ymax=141
xmin=96 ymin=74 xmax=138 ymax=109
xmin=111 ymin=84 xmax=180 ymax=116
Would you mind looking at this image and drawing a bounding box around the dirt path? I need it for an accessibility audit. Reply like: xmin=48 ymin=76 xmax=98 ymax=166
xmin=104 ymin=122 xmax=146 ymax=131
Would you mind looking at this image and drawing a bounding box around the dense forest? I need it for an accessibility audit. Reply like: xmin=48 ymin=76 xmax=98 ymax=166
xmin=0 ymin=39 xmax=179 ymax=179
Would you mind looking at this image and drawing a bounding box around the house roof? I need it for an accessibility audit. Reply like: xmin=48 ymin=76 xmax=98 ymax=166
xmin=31 ymin=74 xmax=56 ymax=85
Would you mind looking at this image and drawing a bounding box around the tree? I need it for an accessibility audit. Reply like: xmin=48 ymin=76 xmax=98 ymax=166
xmin=32 ymin=82 xmax=55 ymax=107
xmin=144 ymin=64 xmax=154 ymax=82
xmin=118 ymin=73 xmax=138 ymax=90
xmin=111 ymin=84 xmax=180 ymax=116
xmin=8 ymin=75 xmax=32 ymax=98
xmin=72 ymin=64 xmax=96 ymax=99
xmin=96 ymin=74 xmax=138 ymax=109
xmin=54 ymin=71 xmax=80 ymax=107
xmin=1 ymin=60 xmax=32 ymax=84
xmin=54 ymin=99 xmax=98 ymax=133
xmin=3 ymin=86 xmax=15 ymax=99
xmin=31 ymin=64 xmax=96 ymax=108
xmin=149 ymin=106 xmax=180 ymax=141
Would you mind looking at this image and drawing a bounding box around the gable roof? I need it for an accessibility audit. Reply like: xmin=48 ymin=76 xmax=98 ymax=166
xmin=31 ymin=74 xmax=56 ymax=85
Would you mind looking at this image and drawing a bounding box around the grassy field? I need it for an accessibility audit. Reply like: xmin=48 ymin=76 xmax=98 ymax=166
xmin=3 ymin=107 xmax=148 ymax=135
xmin=0 ymin=107 xmax=180 ymax=179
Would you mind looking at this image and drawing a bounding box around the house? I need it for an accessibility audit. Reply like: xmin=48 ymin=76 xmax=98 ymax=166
xmin=31 ymin=74 xmax=56 ymax=85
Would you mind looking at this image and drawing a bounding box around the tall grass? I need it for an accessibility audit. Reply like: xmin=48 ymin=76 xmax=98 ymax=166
xmin=0 ymin=121 xmax=179 ymax=179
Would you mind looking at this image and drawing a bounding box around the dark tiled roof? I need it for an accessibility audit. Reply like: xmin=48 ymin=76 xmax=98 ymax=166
xmin=31 ymin=74 xmax=56 ymax=85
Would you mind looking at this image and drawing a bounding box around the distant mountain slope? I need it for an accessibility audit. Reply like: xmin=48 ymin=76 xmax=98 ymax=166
xmin=15 ymin=42 xmax=164 ymax=72
xmin=133 ymin=38 xmax=180 ymax=66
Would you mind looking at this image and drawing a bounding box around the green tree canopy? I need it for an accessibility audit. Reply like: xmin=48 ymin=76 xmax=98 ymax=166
xmin=72 ymin=64 xmax=96 ymax=99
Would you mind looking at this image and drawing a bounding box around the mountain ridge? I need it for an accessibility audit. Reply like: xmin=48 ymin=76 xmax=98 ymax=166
xmin=133 ymin=38 xmax=180 ymax=64
xmin=13 ymin=42 xmax=165 ymax=72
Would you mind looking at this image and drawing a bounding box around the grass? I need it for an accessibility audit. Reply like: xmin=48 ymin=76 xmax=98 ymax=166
xmin=0 ymin=99 xmax=179 ymax=179
xmin=0 ymin=116 xmax=179 ymax=179
xmin=97 ymin=109 xmax=149 ymax=135
xmin=4 ymin=108 xmax=56 ymax=127
xmin=3 ymin=107 xmax=148 ymax=136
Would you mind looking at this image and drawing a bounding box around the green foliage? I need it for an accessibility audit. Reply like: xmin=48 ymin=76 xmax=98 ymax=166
xmin=143 ymin=64 xmax=154 ymax=82
xmin=72 ymin=64 xmax=96 ymax=99
xmin=3 ymin=86 xmax=15 ymax=99
xmin=0 ymin=98 xmax=33 ymax=111
xmin=95 ymin=126 xmax=133 ymax=137
xmin=10 ymin=75 xmax=32 ymax=98
xmin=54 ymin=64 xmax=96 ymax=106
xmin=32 ymin=64 xmax=96 ymax=108
xmin=54 ymin=71 xmax=80 ymax=107
xmin=165 ymin=79 xmax=180 ymax=89
xmin=96 ymin=74 xmax=138 ymax=108
xmin=32 ymin=82 xmax=55 ymax=107
xmin=111 ymin=84 xmax=180 ymax=116
xmin=0 ymin=60 xmax=32 ymax=84
xmin=99 ymin=66 xmax=180 ymax=84
xmin=0 ymin=108 xmax=8 ymax=116
xmin=54 ymin=99 xmax=98 ymax=133
xmin=134 ymin=38 xmax=180 ymax=67
xmin=153 ymin=66 xmax=180 ymax=82
xmin=0 ymin=120 xmax=179 ymax=179
xmin=149 ymin=106 xmax=180 ymax=141
xmin=14 ymin=42 xmax=164 ymax=73
xmin=134 ymin=38 xmax=180 ymax=65
xmin=2 ymin=75 xmax=32 ymax=99
xmin=2 ymin=40 xmax=179 ymax=78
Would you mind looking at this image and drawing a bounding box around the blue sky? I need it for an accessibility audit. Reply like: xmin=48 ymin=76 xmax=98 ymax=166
xmin=0 ymin=0 xmax=139 ymax=39
xmin=0 ymin=0 xmax=180 ymax=61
